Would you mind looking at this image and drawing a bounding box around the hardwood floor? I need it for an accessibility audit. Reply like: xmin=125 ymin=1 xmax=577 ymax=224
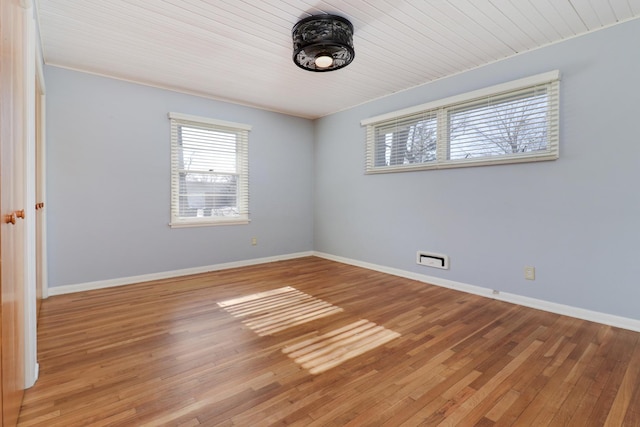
xmin=18 ymin=257 xmax=640 ymax=426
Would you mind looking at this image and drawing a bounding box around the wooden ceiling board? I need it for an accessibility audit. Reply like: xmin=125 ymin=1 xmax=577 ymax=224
xmin=36 ymin=0 xmax=640 ymax=118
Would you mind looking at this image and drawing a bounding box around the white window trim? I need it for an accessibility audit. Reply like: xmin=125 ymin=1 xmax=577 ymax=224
xmin=362 ymin=70 xmax=560 ymax=173
xmin=169 ymin=112 xmax=251 ymax=228
xmin=169 ymin=218 xmax=250 ymax=228
xmin=168 ymin=112 xmax=252 ymax=131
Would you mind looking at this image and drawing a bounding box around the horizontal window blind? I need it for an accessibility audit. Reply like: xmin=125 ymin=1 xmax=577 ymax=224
xmin=363 ymin=71 xmax=560 ymax=173
xmin=169 ymin=113 xmax=250 ymax=227
xmin=366 ymin=110 xmax=438 ymax=171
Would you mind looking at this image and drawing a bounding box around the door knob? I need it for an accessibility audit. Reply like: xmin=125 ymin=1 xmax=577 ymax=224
xmin=16 ymin=209 xmax=25 ymax=219
xmin=4 ymin=213 xmax=16 ymax=224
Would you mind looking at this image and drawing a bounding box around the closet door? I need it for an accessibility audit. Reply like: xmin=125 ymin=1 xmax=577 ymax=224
xmin=0 ymin=0 xmax=28 ymax=425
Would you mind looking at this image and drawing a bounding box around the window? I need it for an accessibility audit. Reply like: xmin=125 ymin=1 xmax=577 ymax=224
xmin=169 ymin=112 xmax=250 ymax=227
xmin=362 ymin=71 xmax=560 ymax=173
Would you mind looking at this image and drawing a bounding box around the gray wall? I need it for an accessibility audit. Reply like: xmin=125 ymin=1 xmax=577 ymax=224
xmin=46 ymin=66 xmax=314 ymax=287
xmin=314 ymin=19 xmax=640 ymax=320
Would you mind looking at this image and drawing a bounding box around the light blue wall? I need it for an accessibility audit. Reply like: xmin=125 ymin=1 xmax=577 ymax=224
xmin=314 ymin=19 xmax=640 ymax=320
xmin=46 ymin=66 xmax=314 ymax=287
xmin=46 ymin=19 xmax=640 ymax=321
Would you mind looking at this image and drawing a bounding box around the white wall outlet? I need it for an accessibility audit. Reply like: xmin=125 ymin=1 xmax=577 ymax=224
xmin=251 ymin=237 xmax=257 ymax=246
xmin=524 ymin=266 xmax=535 ymax=280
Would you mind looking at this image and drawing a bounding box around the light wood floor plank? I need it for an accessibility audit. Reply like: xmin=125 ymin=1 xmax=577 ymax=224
xmin=17 ymin=257 xmax=640 ymax=426
xmin=605 ymin=336 xmax=640 ymax=426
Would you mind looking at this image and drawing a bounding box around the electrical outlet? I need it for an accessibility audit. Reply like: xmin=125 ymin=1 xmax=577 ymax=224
xmin=251 ymin=237 xmax=257 ymax=246
xmin=524 ymin=266 xmax=535 ymax=280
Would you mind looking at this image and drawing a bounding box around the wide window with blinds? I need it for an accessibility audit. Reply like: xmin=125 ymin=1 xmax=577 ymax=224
xmin=169 ymin=112 xmax=250 ymax=227
xmin=362 ymin=71 xmax=560 ymax=173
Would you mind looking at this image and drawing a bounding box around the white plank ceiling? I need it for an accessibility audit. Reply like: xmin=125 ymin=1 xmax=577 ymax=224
xmin=37 ymin=0 xmax=640 ymax=119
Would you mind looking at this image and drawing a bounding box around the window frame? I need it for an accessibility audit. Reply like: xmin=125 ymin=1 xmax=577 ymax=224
xmin=168 ymin=112 xmax=251 ymax=228
xmin=362 ymin=70 xmax=560 ymax=174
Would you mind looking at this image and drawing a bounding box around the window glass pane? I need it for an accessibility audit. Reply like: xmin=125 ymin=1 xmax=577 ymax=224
xmin=177 ymin=123 xmax=239 ymax=218
xmin=178 ymin=172 xmax=238 ymax=218
xmin=363 ymin=72 xmax=559 ymax=174
xmin=170 ymin=117 xmax=248 ymax=225
xmin=449 ymin=88 xmax=549 ymax=160
xmin=373 ymin=113 xmax=437 ymax=167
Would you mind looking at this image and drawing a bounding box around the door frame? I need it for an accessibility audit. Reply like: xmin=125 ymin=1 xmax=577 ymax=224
xmin=35 ymin=19 xmax=47 ymax=303
xmin=22 ymin=0 xmax=40 ymax=389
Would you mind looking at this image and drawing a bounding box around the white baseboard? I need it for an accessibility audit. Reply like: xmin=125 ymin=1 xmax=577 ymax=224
xmin=48 ymin=251 xmax=314 ymax=296
xmin=25 ymin=362 xmax=39 ymax=389
xmin=313 ymin=251 xmax=640 ymax=333
xmin=46 ymin=250 xmax=640 ymax=333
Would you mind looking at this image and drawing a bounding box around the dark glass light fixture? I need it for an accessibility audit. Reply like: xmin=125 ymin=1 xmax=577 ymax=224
xmin=292 ymin=14 xmax=354 ymax=72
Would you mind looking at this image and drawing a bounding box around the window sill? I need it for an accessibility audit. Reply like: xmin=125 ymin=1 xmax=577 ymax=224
xmin=169 ymin=219 xmax=250 ymax=228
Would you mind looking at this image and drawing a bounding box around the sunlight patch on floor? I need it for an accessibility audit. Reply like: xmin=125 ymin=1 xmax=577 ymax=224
xmin=219 ymin=287 xmax=400 ymax=373
xmin=217 ymin=286 xmax=343 ymax=336
xmin=283 ymin=319 xmax=401 ymax=374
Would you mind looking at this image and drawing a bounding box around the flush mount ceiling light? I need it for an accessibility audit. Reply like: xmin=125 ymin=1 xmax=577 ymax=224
xmin=292 ymin=14 xmax=354 ymax=72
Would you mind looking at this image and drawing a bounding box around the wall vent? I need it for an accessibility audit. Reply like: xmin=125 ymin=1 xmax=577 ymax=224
xmin=416 ymin=251 xmax=449 ymax=269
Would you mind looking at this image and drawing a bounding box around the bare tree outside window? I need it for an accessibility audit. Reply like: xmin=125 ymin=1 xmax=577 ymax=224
xmin=404 ymin=119 xmax=437 ymax=164
xmin=449 ymin=91 xmax=549 ymax=160
xmin=376 ymin=116 xmax=437 ymax=167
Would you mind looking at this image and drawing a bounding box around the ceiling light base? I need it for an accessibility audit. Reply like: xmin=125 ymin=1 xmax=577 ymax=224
xmin=292 ymin=14 xmax=354 ymax=72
